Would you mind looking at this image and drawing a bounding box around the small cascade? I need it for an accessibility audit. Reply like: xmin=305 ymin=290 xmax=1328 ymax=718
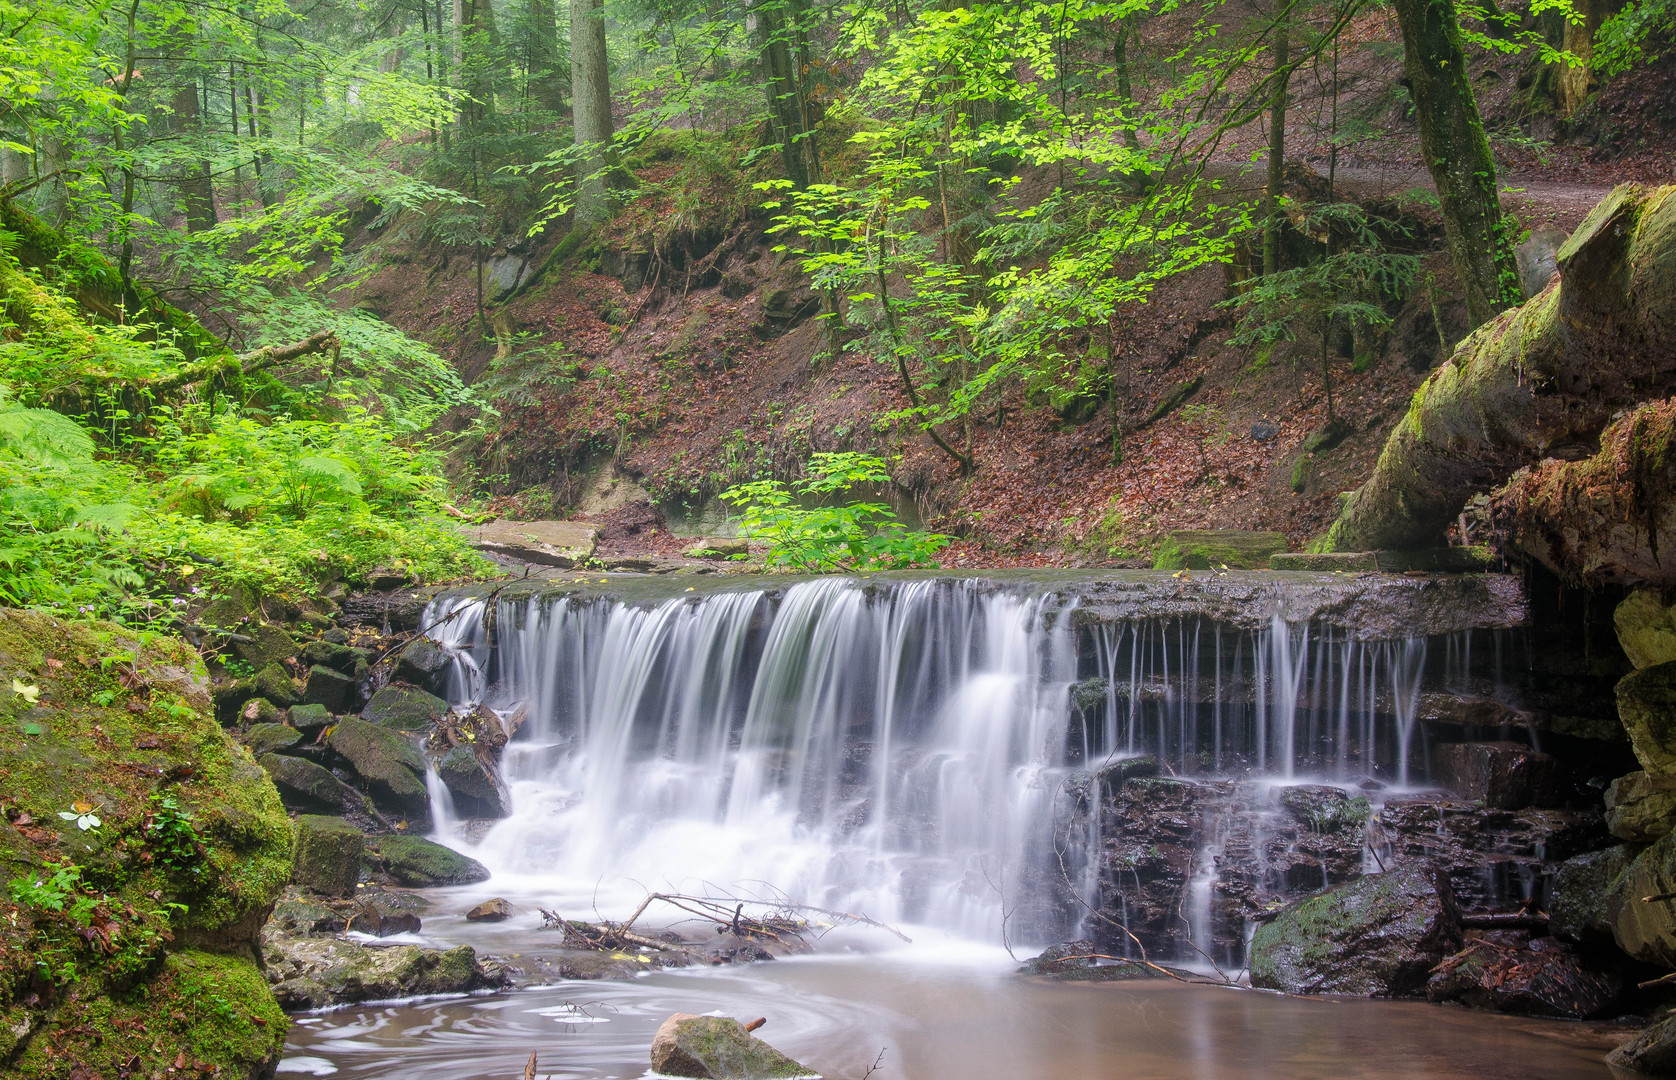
xmin=417 ymin=573 xmax=1547 ymax=957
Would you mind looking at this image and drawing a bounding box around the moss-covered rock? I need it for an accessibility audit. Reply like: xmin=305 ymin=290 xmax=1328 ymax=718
xmin=240 ymin=696 xmax=282 ymax=725
xmin=363 ymin=684 xmax=449 ymax=733
xmin=302 ymin=664 xmax=355 ymax=712
xmin=288 ymin=702 xmax=333 ymax=737
xmin=1619 ymin=662 xmax=1676 ymax=776
xmin=436 ymin=744 xmax=510 ymax=818
xmin=649 ymin=1013 xmax=811 ymax=1080
xmin=326 ymin=717 xmax=430 ymax=825
xmin=292 ymin=815 xmax=365 ymax=897
xmin=392 ymin=637 xmax=452 ymax=692
xmin=245 ymin=722 xmax=303 ymax=757
xmin=254 ymin=661 xmax=298 ymax=707
xmin=1617 ymin=590 xmax=1676 ymax=670
xmin=366 ymin=835 xmax=490 ymax=886
xmin=261 ymin=754 xmax=359 ymax=815
xmin=262 ymin=933 xmax=503 ymax=1011
xmin=1607 ymin=771 xmax=1676 ymax=842
xmin=301 ymin=639 xmax=364 ymax=676
xmin=233 ymin=622 xmax=298 ymax=670
xmin=1551 ymin=844 xmax=1636 ymax=944
xmin=0 ymin=610 xmax=292 ymax=1080
xmin=1152 ymin=530 xmax=1290 ymax=571
xmin=1248 ymin=864 xmax=1462 ymax=997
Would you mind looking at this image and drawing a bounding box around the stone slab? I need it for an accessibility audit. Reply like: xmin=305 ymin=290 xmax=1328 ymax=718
xmin=467 ymin=519 xmax=598 ymax=568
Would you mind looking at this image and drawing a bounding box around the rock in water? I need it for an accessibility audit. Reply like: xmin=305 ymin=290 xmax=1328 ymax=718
xmin=363 ymin=684 xmax=450 ymax=732
xmin=367 ymin=834 xmax=491 ymax=886
xmin=1611 ymin=1012 xmax=1676 ymax=1074
xmin=649 ymin=1013 xmax=811 ymax=1079
xmin=1248 ymin=864 xmax=1462 ymax=997
xmin=467 ymin=897 xmax=514 ymax=922
xmin=327 ymin=716 xmax=432 ymax=825
xmin=1426 ymin=936 xmax=1620 ymax=1018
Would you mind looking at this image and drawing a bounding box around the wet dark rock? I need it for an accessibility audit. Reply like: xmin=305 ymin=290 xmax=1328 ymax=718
xmin=467 ymin=897 xmax=514 ymax=922
xmin=1249 ymin=864 xmax=1462 ymax=997
xmin=292 ymin=815 xmax=365 ymax=898
xmin=1093 ymin=754 xmax=1157 ymax=794
xmin=1430 ymin=741 xmax=1559 ymax=810
xmin=1250 ymin=420 xmax=1280 ymax=442
xmin=393 ymin=637 xmax=452 ymax=692
xmin=1093 ymin=777 xmax=1206 ymax=958
xmin=1621 ymin=663 xmax=1676 ymax=775
xmin=339 ymin=586 xmax=442 ymax=633
xmin=1018 ymin=940 xmax=1187 ymax=981
xmin=1598 ymin=830 xmax=1676 ymax=966
xmin=262 ymin=934 xmax=504 ymax=1011
xmin=649 ymin=1013 xmax=810 ymax=1079
xmin=268 ymin=891 xmax=347 ymax=935
xmin=363 ymin=684 xmax=449 ymax=733
xmin=1550 ymin=845 xmax=1636 ymax=944
xmin=244 ymin=722 xmax=301 ymax=757
xmin=262 ymin=754 xmax=361 ymax=815
xmin=1607 ymin=771 xmax=1676 ymax=842
xmin=1610 ymin=1011 xmax=1676 ymax=1074
xmin=1372 ymin=795 xmax=1607 ymax=913
xmin=1426 ymin=934 xmax=1620 ymax=1018
xmin=366 ymin=834 xmax=490 ymax=886
xmin=1068 ymin=677 xmax=1110 ymax=718
xmin=436 ymin=744 xmax=510 ymax=818
xmin=303 ymin=664 xmax=356 ymax=712
xmin=347 ymin=900 xmax=422 ymax=937
xmin=327 ymin=716 xmax=431 ymax=825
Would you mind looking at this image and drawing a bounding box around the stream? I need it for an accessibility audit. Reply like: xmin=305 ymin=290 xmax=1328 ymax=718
xmin=283 ymin=571 xmax=1625 ymax=1077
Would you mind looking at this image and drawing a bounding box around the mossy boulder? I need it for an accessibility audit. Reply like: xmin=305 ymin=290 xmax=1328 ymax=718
xmin=1607 ymin=771 xmax=1676 ymax=842
xmin=262 ymin=933 xmax=503 ymax=1011
xmin=436 ymin=744 xmax=510 ymax=818
xmin=301 ymin=638 xmax=365 ymax=676
xmin=302 ymin=664 xmax=355 ymax=712
xmin=1152 ymin=530 xmax=1290 ymax=571
xmin=0 ymin=610 xmax=293 ymax=1080
xmin=245 ymin=722 xmax=303 ymax=757
xmin=1598 ymin=830 xmax=1676 ymax=966
xmin=366 ymin=834 xmax=490 ymax=886
xmin=362 ymin=684 xmax=449 ymax=733
xmin=261 ymin=754 xmax=359 ymax=815
xmin=1618 ymin=662 xmax=1676 ymax=776
xmin=1551 ymin=845 xmax=1637 ymax=943
xmin=1248 ymin=864 xmax=1462 ymax=997
xmin=292 ymin=815 xmax=365 ymax=898
xmin=240 ymin=696 xmax=281 ymax=725
xmin=233 ymin=622 xmax=298 ymax=669
xmin=326 ymin=717 xmax=430 ymax=825
xmin=254 ymin=661 xmax=298 ymax=707
xmin=392 ymin=637 xmax=452 ymax=692
xmin=649 ymin=1013 xmax=811 ymax=1079
xmin=287 ymin=702 xmax=333 ymax=737
xmin=1617 ymin=590 xmax=1676 ymax=670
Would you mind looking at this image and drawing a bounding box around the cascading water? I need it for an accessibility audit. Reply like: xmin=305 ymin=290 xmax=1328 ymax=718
xmin=419 ymin=574 xmax=1514 ymax=957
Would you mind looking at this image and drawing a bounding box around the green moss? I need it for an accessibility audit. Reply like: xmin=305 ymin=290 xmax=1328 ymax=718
xmin=1151 ymin=530 xmax=1289 ymax=570
xmin=0 ymin=610 xmax=292 ymax=1078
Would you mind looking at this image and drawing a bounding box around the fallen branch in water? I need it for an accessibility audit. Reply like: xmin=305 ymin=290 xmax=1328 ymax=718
xmin=524 ymin=1050 xmax=537 ymax=1080
xmin=618 ymin=891 xmax=911 ymax=944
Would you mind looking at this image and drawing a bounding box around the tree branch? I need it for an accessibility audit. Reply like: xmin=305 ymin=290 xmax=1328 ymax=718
xmin=146 ymin=330 xmax=340 ymax=394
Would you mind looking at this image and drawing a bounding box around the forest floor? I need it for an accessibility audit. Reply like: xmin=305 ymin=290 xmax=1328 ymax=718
xmin=344 ymin=45 xmax=1675 ymax=569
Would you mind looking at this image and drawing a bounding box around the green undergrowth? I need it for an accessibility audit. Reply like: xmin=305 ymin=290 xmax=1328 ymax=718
xmin=0 ymin=609 xmax=292 ymax=1078
xmin=0 ymin=212 xmax=491 ymax=623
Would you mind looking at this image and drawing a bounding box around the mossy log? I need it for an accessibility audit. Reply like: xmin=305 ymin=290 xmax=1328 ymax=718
xmin=1320 ymin=184 xmax=1676 ymax=553
xmin=1489 ymin=401 xmax=1676 ymax=585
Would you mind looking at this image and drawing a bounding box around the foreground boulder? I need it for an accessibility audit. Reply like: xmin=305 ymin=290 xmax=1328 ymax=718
xmin=649 ymin=1013 xmax=810 ymax=1079
xmin=367 ymin=834 xmax=491 ymax=886
xmin=467 ymin=897 xmax=514 ymax=921
xmin=1619 ymin=590 xmax=1676 ymax=670
xmin=0 ymin=610 xmax=293 ymax=1079
xmin=1612 ymin=1012 xmax=1676 ymax=1074
xmin=1620 ymin=663 xmax=1676 ymax=777
xmin=363 ymin=684 xmax=450 ymax=732
xmin=1607 ymin=771 xmax=1676 ymax=842
xmin=1426 ymin=935 xmax=1620 ymax=1018
xmin=262 ymin=932 xmax=504 ymax=1010
xmin=262 ymin=753 xmax=363 ymax=815
xmin=437 ymin=743 xmax=511 ymax=817
xmin=292 ymin=814 xmax=365 ymax=897
xmin=1248 ymin=864 xmax=1461 ymax=997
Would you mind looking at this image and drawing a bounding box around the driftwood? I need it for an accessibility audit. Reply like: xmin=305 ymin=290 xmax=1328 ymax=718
xmin=540 ymin=891 xmax=912 ymax=957
xmin=1321 ymin=184 xmax=1676 ymax=553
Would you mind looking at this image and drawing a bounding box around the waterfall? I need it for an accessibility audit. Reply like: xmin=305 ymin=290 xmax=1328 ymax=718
xmin=421 ymin=576 xmax=1483 ymax=949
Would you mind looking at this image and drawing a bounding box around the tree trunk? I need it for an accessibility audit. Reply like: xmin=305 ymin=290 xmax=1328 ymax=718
xmin=752 ymin=0 xmax=815 ymax=188
xmin=570 ymin=0 xmax=613 ymax=224
xmin=1319 ymin=184 xmax=1676 ymax=553
xmin=171 ymin=80 xmax=217 ymax=232
xmin=1391 ymin=0 xmax=1520 ymax=329
xmin=1113 ymin=19 xmax=1139 ymax=150
xmin=528 ymin=0 xmax=567 ymax=115
xmin=457 ymin=0 xmax=498 ymax=125
xmin=1263 ymin=3 xmax=1291 ymax=278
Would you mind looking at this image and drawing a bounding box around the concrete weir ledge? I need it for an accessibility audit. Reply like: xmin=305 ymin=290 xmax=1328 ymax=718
xmin=441 ymin=567 xmax=1527 ymax=641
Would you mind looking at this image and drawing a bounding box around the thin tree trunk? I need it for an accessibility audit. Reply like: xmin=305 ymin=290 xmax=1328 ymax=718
xmin=1391 ymin=0 xmax=1520 ymax=328
xmin=1262 ymin=1 xmax=1291 ymax=278
xmin=529 ymin=0 xmax=567 ymax=114
xmin=1113 ymin=19 xmax=1139 ymax=150
xmin=172 ymin=79 xmax=217 ymax=232
xmin=569 ymin=0 xmax=612 ymax=224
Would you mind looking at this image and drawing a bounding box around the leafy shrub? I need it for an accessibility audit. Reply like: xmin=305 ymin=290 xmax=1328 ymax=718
xmin=721 ymin=452 xmax=950 ymax=572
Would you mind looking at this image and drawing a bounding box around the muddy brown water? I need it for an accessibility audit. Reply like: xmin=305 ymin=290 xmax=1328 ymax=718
xmin=280 ymin=935 xmax=1628 ymax=1080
